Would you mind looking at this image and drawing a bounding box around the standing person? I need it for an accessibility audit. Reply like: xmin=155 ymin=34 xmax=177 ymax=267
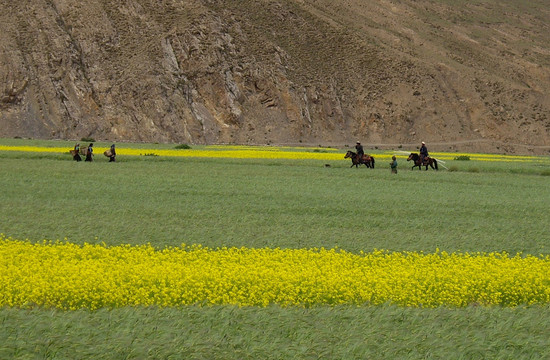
xmin=355 ymin=141 xmax=365 ymax=163
xmin=72 ymin=143 xmax=82 ymax=162
xmin=390 ymin=155 xmax=398 ymax=174
xmin=85 ymin=143 xmax=94 ymax=162
xmin=419 ymin=141 xmax=429 ymax=165
xmin=109 ymin=144 xmax=116 ymax=162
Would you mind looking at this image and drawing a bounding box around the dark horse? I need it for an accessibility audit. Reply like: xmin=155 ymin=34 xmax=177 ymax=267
xmin=345 ymin=151 xmax=375 ymax=168
xmin=407 ymin=153 xmax=438 ymax=171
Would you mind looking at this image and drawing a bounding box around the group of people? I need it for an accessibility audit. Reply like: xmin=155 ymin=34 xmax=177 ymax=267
xmin=72 ymin=140 xmax=429 ymax=168
xmin=355 ymin=140 xmax=430 ymax=174
xmin=72 ymin=143 xmax=116 ymax=162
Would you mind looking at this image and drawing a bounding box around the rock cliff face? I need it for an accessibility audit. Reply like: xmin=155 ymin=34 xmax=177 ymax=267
xmin=1 ymin=0 xmax=549 ymax=153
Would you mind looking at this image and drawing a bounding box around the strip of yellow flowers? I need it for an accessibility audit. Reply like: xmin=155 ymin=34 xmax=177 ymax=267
xmin=0 ymin=145 xmax=345 ymax=161
xmin=1 ymin=236 xmax=549 ymax=309
xmin=0 ymin=144 xmax=545 ymax=162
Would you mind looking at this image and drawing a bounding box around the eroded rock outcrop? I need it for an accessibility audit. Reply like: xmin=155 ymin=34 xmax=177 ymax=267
xmin=1 ymin=0 xmax=549 ymax=153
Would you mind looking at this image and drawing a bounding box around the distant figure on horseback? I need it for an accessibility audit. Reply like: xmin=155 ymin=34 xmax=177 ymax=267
xmin=419 ymin=141 xmax=429 ymax=165
xmin=355 ymin=141 xmax=364 ymax=161
xmin=345 ymin=150 xmax=375 ymax=168
xmin=407 ymin=152 xmax=438 ymax=171
xmin=354 ymin=141 xmax=374 ymax=167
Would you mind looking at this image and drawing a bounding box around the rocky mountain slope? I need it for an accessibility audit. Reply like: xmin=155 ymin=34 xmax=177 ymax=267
xmin=1 ymin=0 xmax=549 ymax=154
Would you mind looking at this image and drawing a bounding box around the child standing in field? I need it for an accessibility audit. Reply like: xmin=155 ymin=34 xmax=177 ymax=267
xmin=390 ymin=155 xmax=398 ymax=174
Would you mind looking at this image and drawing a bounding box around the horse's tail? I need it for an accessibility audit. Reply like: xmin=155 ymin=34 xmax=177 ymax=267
xmin=371 ymin=157 xmax=375 ymax=168
xmin=433 ymin=158 xmax=438 ymax=170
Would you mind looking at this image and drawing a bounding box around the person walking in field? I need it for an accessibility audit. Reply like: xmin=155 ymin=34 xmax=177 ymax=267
xmin=390 ymin=155 xmax=398 ymax=174
xmin=72 ymin=143 xmax=82 ymax=162
xmin=108 ymin=144 xmax=116 ymax=162
xmin=85 ymin=143 xmax=94 ymax=162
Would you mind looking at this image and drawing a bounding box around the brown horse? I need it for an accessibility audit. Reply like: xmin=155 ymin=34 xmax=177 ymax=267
xmin=345 ymin=151 xmax=375 ymax=168
xmin=407 ymin=153 xmax=438 ymax=171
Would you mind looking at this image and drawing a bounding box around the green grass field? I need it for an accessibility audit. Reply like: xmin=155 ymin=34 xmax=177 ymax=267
xmin=1 ymin=139 xmax=550 ymax=359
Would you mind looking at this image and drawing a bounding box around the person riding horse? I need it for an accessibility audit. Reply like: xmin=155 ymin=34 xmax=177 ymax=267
xmin=407 ymin=152 xmax=438 ymax=170
xmin=419 ymin=142 xmax=429 ymax=165
xmin=345 ymin=150 xmax=375 ymax=168
xmin=355 ymin=141 xmax=364 ymax=163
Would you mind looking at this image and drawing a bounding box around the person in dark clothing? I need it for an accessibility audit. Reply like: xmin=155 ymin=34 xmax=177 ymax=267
xmin=419 ymin=141 xmax=429 ymax=165
xmin=85 ymin=143 xmax=94 ymax=162
xmin=72 ymin=143 xmax=82 ymax=162
xmin=355 ymin=141 xmax=365 ymax=163
xmin=109 ymin=144 xmax=116 ymax=162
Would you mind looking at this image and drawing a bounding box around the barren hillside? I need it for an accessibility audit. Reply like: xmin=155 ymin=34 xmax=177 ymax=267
xmin=1 ymin=0 xmax=549 ymax=153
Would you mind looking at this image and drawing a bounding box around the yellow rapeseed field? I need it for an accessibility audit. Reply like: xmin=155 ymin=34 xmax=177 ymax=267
xmin=1 ymin=236 xmax=549 ymax=309
xmin=0 ymin=144 xmax=546 ymax=162
xmin=0 ymin=144 xmax=345 ymax=161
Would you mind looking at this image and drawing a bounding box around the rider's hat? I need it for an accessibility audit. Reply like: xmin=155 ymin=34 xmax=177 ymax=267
xmin=356 ymin=141 xmax=361 ymax=144
xmin=421 ymin=141 xmax=425 ymax=144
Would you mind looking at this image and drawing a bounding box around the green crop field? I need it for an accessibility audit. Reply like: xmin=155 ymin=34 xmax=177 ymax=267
xmin=1 ymin=139 xmax=550 ymax=359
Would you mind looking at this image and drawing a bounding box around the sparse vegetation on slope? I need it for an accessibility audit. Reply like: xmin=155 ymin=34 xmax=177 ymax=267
xmin=0 ymin=0 xmax=549 ymax=154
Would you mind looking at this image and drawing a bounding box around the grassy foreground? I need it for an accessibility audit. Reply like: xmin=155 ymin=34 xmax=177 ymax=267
xmin=1 ymin=139 xmax=550 ymax=359
xmin=2 ymin=306 xmax=549 ymax=359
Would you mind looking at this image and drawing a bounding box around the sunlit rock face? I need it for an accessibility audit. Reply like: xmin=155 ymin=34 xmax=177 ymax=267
xmin=1 ymin=0 xmax=549 ymax=154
